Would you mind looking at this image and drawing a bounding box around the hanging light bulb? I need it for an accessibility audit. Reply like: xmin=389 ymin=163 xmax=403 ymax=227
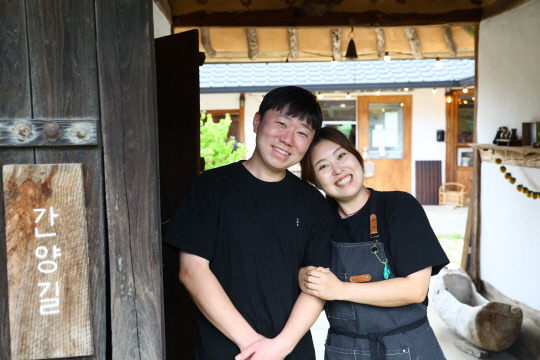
xmin=375 ymin=90 xmax=381 ymax=96
xmin=463 ymin=88 xmax=469 ymax=93
xmin=446 ymin=96 xmax=452 ymax=103
xmin=346 ymin=92 xmax=351 ymax=99
xmin=384 ymin=52 xmax=391 ymax=62
xmin=432 ymin=88 xmax=438 ymax=94
xmin=317 ymin=92 xmax=324 ymax=100
xmin=345 ymin=25 xmax=358 ymax=60
xmin=404 ymin=87 xmax=409 ymax=92
xmin=435 ymin=57 xmax=442 ymax=69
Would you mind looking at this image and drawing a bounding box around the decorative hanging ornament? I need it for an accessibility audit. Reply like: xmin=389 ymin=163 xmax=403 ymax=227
xmin=496 ymin=159 xmax=539 ymax=199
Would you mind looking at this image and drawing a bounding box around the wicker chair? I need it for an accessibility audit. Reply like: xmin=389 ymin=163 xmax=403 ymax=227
xmin=439 ymin=182 xmax=468 ymax=207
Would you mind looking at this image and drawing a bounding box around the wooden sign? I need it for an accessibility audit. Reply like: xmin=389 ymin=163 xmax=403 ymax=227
xmin=2 ymin=164 xmax=93 ymax=359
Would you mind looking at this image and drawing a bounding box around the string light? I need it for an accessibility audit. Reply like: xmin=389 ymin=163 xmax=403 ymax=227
xmin=375 ymin=90 xmax=381 ymax=96
xmin=432 ymin=88 xmax=438 ymax=94
xmin=446 ymin=96 xmax=452 ymax=103
xmin=404 ymin=88 xmax=409 ymax=92
xmin=463 ymin=88 xmax=469 ymax=94
xmin=435 ymin=57 xmax=442 ymax=69
xmin=384 ymin=52 xmax=391 ymax=62
xmin=346 ymin=92 xmax=351 ymax=99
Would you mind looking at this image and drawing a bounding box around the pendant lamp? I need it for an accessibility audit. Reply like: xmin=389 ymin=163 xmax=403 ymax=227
xmin=345 ymin=26 xmax=357 ymax=60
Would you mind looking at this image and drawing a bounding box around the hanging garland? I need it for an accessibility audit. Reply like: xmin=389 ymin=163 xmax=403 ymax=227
xmin=495 ymin=158 xmax=539 ymax=199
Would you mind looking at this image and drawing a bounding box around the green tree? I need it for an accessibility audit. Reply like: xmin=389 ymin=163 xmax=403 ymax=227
xmin=200 ymin=112 xmax=248 ymax=171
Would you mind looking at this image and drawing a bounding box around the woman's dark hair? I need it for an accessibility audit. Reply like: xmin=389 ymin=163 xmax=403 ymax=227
xmin=301 ymin=127 xmax=364 ymax=187
xmin=259 ymin=86 xmax=323 ymax=134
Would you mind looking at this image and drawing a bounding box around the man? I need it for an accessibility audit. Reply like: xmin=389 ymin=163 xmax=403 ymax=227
xmin=164 ymin=86 xmax=333 ymax=359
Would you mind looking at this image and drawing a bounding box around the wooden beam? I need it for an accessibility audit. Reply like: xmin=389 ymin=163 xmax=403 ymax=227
xmin=482 ymin=0 xmax=529 ymax=20
xmin=200 ymin=27 xmax=216 ymax=57
xmin=172 ymin=8 xmax=482 ymax=27
xmin=245 ymin=28 xmax=258 ymax=60
xmin=287 ymin=28 xmax=298 ymax=60
xmin=442 ymin=25 xmax=457 ymax=57
xmin=153 ymin=0 xmax=172 ymax=25
xmin=404 ymin=27 xmax=422 ymax=59
xmin=331 ymin=28 xmax=341 ymax=61
xmin=374 ymin=27 xmax=386 ymax=60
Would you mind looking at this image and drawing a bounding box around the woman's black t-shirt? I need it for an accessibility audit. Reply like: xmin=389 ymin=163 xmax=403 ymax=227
xmin=331 ymin=190 xmax=449 ymax=305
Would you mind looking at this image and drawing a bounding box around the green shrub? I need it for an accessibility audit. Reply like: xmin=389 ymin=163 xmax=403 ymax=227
xmin=200 ymin=112 xmax=248 ymax=171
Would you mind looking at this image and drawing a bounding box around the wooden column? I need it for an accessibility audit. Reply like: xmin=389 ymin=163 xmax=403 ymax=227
xmin=469 ymin=25 xmax=481 ymax=287
xmin=95 ymin=0 xmax=165 ymax=358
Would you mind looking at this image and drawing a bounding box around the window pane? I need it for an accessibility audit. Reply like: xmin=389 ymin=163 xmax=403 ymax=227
xmin=323 ymin=124 xmax=357 ymax=145
xmin=320 ymin=100 xmax=356 ymax=122
xmin=368 ymin=102 xmax=404 ymax=159
xmin=458 ymin=94 xmax=474 ymax=143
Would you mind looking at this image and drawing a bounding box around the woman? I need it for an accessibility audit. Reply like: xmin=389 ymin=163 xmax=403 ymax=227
xmin=300 ymin=127 xmax=449 ymax=360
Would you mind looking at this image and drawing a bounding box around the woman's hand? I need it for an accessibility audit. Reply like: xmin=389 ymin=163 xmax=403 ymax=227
xmin=302 ymin=267 xmax=344 ymax=301
xmin=298 ymin=266 xmax=315 ymax=293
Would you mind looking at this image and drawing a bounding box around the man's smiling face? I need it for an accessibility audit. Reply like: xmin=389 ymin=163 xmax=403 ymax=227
xmin=251 ymin=107 xmax=315 ymax=177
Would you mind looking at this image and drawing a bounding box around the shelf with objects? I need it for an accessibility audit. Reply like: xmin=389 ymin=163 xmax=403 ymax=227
xmin=470 ymin=144 xmax=540 ymax=169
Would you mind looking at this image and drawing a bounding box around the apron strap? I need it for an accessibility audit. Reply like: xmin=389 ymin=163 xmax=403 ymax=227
xmin=329 ymin=315 xmax=428 ymax=360
xmin=369 ymin=190 xmax=379 ymax=244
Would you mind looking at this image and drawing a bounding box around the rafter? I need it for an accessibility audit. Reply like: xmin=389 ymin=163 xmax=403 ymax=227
xmin=374 ymin=28 xmax=386 ymax=60
xmin=245 ymin=28 xmax=258 ymax=60
xmin=405 ymin=27 xmax=422 ymax=59
xmin=287 ymin=28 xmax=299 ymax=60
xmin=331 ymin=29 xmax=342 ymax=61
xmin=441 ymin=26 xmax=457 ymax=57
xmin=200 ymin=27 xmax=216 ymax=57
xmin=462 ymin=25 xmax=475 ymax=38
xmin=153 ymin=0 xmax=173 ymax=25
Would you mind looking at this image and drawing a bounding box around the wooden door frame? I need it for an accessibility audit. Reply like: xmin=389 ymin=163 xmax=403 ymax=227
xmin=357 ymin=95 xmax=412 ymax=193
xmin=445 ymin=88 xmax=475 ymax=190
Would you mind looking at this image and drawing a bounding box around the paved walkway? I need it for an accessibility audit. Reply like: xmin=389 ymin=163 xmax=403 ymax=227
xmin=309 ymin=205 xmax=519 ymax=360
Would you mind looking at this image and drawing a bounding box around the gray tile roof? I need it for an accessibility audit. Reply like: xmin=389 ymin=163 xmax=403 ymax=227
xmin=200 ymin=59 xmax=475 ymax=93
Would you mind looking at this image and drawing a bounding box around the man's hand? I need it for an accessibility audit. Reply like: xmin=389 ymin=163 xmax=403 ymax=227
xmin=235 ymin=336 xmax=292 ymax=360
xmin=302 ymin=267 xmax=343 ymax=301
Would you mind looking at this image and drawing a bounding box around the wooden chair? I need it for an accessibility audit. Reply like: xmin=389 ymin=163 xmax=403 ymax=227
xmin=439 ymin=182 xmax=468 ymax=207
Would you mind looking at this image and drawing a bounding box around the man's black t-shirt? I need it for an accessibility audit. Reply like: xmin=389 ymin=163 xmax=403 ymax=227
xmin=164 ymin=161 xmax=333 ymax=359
xmin=332 ymin=190 xmax=449 ymax=305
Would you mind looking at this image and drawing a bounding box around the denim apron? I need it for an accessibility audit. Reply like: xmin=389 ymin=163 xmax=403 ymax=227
xmin=324 ymin=191 xmax=445 ymax=360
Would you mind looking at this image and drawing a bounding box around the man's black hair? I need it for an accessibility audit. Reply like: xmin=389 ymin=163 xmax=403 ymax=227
xmin=258 ymin=86 xmax=323 ymax=134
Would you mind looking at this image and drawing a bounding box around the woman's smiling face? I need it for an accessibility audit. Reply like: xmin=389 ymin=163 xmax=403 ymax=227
xmin=311 ymin=139 xmax=365 ymax=202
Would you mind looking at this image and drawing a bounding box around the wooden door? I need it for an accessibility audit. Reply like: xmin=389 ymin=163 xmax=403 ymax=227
xmin=446 ymin=89 xmax=474 ymax=193
xmin=2 ymin=0 xmax=166 ymax=357
xmin=155 ymin=29 xmax=203 ymax=359
xmin=358 ymin=96 xmax=412 ymax=193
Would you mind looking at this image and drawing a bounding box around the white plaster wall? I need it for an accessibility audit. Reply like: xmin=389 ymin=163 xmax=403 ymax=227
xmin=477 ymin=0 xmax=540 ymax=310
xmin=200 ymin=93 xmax=243 ymax=111
xmin=152 ymin=1 xmax=171 ymax=39
xmin=411 ymin=88 xmax=447 ymax=196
